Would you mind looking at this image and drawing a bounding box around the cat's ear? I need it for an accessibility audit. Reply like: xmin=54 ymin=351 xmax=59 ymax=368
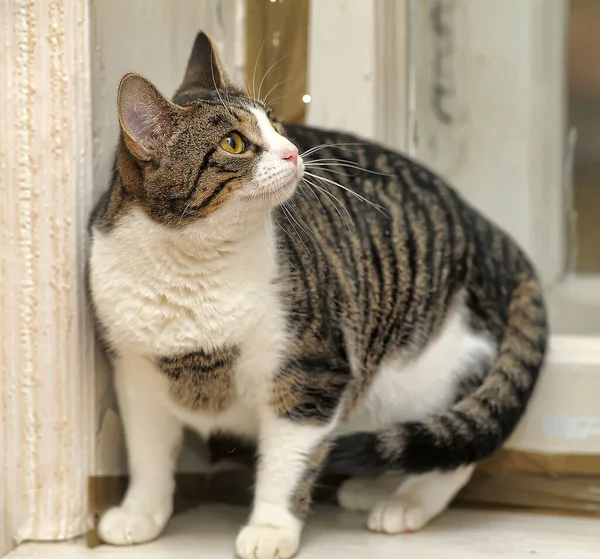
xmin=117 ymin=73 xmax=183 ymax=161
xmin=178 ymin=31 xmax=230 ymax=93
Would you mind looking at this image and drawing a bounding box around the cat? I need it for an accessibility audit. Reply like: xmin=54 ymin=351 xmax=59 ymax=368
xmin=88 ymin=31 xmax=547 ymax=559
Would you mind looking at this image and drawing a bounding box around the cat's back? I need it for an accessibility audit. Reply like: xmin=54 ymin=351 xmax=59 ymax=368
xmin=278 ymin=123 xmax=526 ymax=359
xmin=281 ymin=123 xmax=483 ymax=249
xmin=282 ymin=122 xmax=508 ymax=270
xmin=285 ymin=123 xmax=456 ymax=201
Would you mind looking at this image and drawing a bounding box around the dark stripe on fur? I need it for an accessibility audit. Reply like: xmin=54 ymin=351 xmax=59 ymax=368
xmin=324 ymin=268 xmax=547 ymax=477
xmin=192 ymin=175 xmax=238 ymax=210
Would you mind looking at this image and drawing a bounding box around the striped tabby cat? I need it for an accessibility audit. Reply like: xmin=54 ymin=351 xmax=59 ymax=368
xmin=89 ymin=32 xmax=547 ymax=559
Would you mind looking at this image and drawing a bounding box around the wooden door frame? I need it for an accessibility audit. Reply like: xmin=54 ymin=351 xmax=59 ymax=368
xmin=1 ymin=0 xmax=94 ymax=554
xmin=306 ymin=0 xmax=412 ymax=152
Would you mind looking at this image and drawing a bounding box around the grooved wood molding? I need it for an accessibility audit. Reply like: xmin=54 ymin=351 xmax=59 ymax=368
xmin=0 ymin=0 xmax=94 ymax=555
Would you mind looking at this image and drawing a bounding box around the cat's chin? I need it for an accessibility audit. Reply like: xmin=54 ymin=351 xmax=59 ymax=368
xmin=237 ymin=178 xmax=299 ymax=208
xmin=271 ymin=178 xmax=300 ymax=205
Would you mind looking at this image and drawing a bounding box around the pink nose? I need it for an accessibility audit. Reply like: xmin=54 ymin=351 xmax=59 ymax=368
xmin=282 ymin=146 xmax=298 ymax=165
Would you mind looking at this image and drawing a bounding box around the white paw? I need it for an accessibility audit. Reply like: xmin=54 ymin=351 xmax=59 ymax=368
xmin=98 ymin=503 xmax=171 ymax=545
xmin=236 ymin=524 xmax=300 ymax=559
xmin=367 ymin=498 xmax=426 ymax=534
xmin=338 ymin=476 xmax=402 ymax=512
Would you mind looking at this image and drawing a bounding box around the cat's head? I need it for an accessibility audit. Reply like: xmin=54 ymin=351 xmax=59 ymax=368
xmin=116 ymin=32 xmax=302 ymax=229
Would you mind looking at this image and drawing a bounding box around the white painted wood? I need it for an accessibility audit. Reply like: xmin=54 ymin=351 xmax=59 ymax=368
xmin=306 ymin=0 xmax=377 ymax=139
xmin=90 ymin=0 xmax=246 ymax=477
xmin=307 ymin=0 xmax=567 ymax=285
xmin=374 ymin=0 xmax=413 ymax=151
xmin=411 ymin=0 xmax=567 ymax=286
xmin=507 ymin=336 xmax=600 ymax=455
xmin=0 ymin=0 xmax=95 ymax=555
xmin=547 ymin=277 xmax=600 ymax=336
xmin=0 ymin=2 xmax=246 ymax=555
xmin=528 ymin=0 xmax=569 ymax=286
xmin=7 ymin=506 xmax=600 ymax=558
xmin=307 ymin=0 xmax=412 ymax=151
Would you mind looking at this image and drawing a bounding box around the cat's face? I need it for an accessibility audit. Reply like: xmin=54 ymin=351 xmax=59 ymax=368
xmin=116 ymin=33 xmax=303 ymax=228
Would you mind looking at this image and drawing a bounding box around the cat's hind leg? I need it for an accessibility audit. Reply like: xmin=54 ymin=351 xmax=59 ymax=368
xmin=338 ymin=465 xmax=474 ymax=534
xmin=337 ymin=475 xmax=405 ymax=512
xmin=367 ymin=465 xmax=474 ymax=534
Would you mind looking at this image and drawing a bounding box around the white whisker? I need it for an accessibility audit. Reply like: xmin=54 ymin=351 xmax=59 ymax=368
xmin=300 ymin=178 xmax=354 ymax=231
xmin=271 ymin=213 xmax=300 ymax=271
xmin=300 ymin=142 xmax=366 ymax=158
xmin=280 ymin=204 xmax=313 ymax=257
xmin=304 ymin=158 xmax=396 ymax=178
xmin=178 ymin=200 xmax=193 ymax=226
xmin=264 ymin=96 xmax=288 ymax=110
xmin=210 ymin=51 xmax=235 ymax=119
xmin=304 ymin=162 xmax=396 ymax=178
xmin=239 ymin=187 xmax=263 ymax=274
xmin=251 ymin=39 xmax=267 ymax=101
xmin=258 ymin=53 xmax=292 ymax=101
xmin=303 ymin=171 xmax=387 ymax=215
xmin=263 ymin=76 xmax=293 ymax=106
xmin=282 ymin=201 xmax=315 ymax=241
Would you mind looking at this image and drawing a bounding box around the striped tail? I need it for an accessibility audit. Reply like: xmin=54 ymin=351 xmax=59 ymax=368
xmin=326 ymin=272 xmax=548 ymax=477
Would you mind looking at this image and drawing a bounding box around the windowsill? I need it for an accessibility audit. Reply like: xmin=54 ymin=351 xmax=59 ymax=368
xmin=548 ymin=275 xmax=600 ymax=339
xmin=6 ymin=505 xmax=600 ymax=558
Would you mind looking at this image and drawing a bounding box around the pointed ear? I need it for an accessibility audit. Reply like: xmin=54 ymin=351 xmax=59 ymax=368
xmin=177 ymin=31 xmax=230 ymax=93
xmin=117 ymin=73 xmax=182 ymax=161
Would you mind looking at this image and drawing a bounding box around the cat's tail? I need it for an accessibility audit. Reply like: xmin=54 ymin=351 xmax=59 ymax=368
xmin=326 ymin=271 xmax=548 ymax=477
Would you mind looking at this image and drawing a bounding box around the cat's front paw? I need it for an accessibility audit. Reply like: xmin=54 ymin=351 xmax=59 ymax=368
xmin=98 ymin=502 xmax=172 ymax=545
xmin=236 ymin=524 xmax=300 ymax=559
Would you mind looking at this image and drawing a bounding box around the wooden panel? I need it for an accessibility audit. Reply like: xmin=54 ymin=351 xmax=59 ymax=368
xmin=0 ymin=0 xmax=94 ymax=554
xmin=305 ymin=0 xmax=411 ymax=151
xmin=306 ymin=0 xmax=377 ymax=137
xmin=374 ymin=0 xmax=412 ymax=151
xmin=246 ymin=0 xmax=309 ymax=124
xmin=568 ymin=0 xmax=600 ymax=272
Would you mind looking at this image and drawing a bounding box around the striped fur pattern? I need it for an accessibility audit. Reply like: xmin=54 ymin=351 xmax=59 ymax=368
xmin=277 ymin=124 xmax=547 ymax=476
xmin=89 ymin=32 xmax=547 ymax=559
xmin=159 ymin=348 xmax=239 ymax=413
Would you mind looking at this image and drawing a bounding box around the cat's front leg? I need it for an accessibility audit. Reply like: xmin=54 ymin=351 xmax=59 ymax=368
xmin=98 ymin=352 xmax=183 ymax=545
xmin=236 ymin=364 xmax=346 ymax=559
xmin=236 ymin=416 xmax=335 ymax=559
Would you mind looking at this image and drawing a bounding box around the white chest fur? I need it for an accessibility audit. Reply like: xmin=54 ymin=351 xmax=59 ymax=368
xmin=90 ymin=207 xmax=294 ymax=440
xmin=90 ymin=208 xmax=280 ymax=358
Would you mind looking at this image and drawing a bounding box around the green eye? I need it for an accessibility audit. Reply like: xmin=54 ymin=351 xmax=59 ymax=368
xmin=220 ymin=132 xmax=247 ymax=154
